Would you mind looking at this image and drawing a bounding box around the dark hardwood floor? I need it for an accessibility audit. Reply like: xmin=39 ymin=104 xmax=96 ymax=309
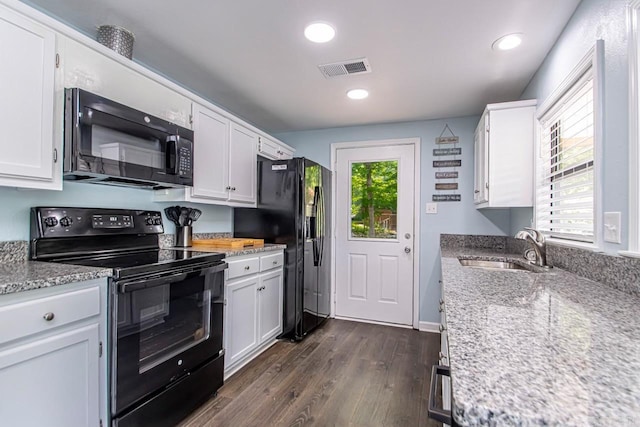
xmin=179 ymin=319 xmax=442 ymax=427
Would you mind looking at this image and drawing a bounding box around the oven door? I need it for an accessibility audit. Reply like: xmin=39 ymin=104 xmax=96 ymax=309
xmin=111 ymin=262 xmax=225 ymax=416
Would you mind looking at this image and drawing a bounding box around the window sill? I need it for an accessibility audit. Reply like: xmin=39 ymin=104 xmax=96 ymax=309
xmin=545 ymin=237 xmax=602 ymax=252
xmin=619 ymin=250 xmax=640 ymax=259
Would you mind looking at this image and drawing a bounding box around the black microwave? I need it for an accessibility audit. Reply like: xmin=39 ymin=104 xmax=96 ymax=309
xmin=64 ymin=88 xmax=194 ymax=189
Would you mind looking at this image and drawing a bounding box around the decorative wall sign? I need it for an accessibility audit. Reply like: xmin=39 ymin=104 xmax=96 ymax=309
xmin=433 ymin=148 xmax=462 ymax=156
xmin=435 ymin=183 xmax=458 ymax=191
xmin=433 ymin=160 xmax=461 ymax=168
xmin=436 ymin=136 xmax=459 ymax=144
xmin=433 ymin=194 xmax=461 ymax=202
xmin=435 ymin=171 xmax=458 ymax=179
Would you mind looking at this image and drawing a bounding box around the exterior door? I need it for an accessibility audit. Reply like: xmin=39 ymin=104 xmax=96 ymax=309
xmin=335 ymin=144 xmax=415 ymax=325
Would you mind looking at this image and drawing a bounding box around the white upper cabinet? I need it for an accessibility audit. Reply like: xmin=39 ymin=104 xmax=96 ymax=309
xmin=474 ymin=100 xmax=537 ymax=209
xmin=191 ymin=103 xmax=230 ymax=200
xmin=0 ymin=2 xmax=61 ymax=189
xmin=59 ymin=36 xmax=192 ymax=128
xmin=155 ymin=108 xmax=260 ymax=206
xmin=229 ymin=123 xmax=258 ymax=203
xmin=258 ymin=136 xmax=294 ymax=160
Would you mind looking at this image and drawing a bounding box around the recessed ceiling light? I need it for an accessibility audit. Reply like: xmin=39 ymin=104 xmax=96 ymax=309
xmin=304 ymin=22 xmax=336 ymax=43
xmin=492 ymin=33 xmax=523 ymax=51
xmin=347 ymin=89 xmax=369 ymax=100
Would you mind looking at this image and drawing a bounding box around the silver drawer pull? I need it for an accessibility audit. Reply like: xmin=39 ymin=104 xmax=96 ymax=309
xmin=273 ymin=260 xmax=278 ymax=265
xmin=43 ymin=312 xmax=55 ymax=321
xmin=244 ymin=266 xmax=251 ymax=270
xmin=438 ymin=352 xmax=445 ymax=360
xmin=439 ymin=324 xmax=446 ymax=333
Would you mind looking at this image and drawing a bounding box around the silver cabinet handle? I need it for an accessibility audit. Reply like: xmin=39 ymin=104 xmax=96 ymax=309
xmin=273 ymin=260 xmax=278 ymax=265
xmin=225 ymin=186 xmax=231 ymax=190
xmin=438 ymin=352 xmax=445 ymax=360
xmin=439 ymin=324 xmax=446 ymax=333
xmin=438 ymin=304 xmax=444 ymax=313
xmin=244 ymin=265 xmax=250 ymax=270
xmin=43 ymin=312 xmax=55 ymax=321
xmin=231 ymin=187 xmax=236 ymax=191
xmin=404 ymin=246 xmax=411 ymax=253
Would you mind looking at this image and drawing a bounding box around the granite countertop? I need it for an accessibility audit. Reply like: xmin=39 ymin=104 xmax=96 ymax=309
xmin=0 ymin=261 xmax=111 ymax=296
xmin=440 ymin=248 xmax=640 ymax=426
xmin=176 ymin=243 xmax=287 ymax=258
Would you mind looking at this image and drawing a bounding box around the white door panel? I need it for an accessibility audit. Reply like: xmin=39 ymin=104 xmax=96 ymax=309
xmin=335 ymin=144 xmax=415 ymax=325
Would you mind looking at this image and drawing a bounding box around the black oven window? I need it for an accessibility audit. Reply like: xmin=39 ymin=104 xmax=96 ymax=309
xmin=91 ymin=124 xmax=165 ymax=169
xmin=118 ymin=278 xmax=211 ymax=374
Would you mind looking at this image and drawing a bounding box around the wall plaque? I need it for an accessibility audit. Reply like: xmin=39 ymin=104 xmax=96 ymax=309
xmin=435 ymin=183 xmax=458 ymax=190
xmin=435 ymin=136 xmax=459 ymax=144
xmin=433 ymin=160 xmax=461 ymax=168
xmin=433 ymin=148 xmax=462 ymax=156
xmin=435 ymin=171 xmax=458 ymax=179
xmin=432 ymin=194 xmax=461 ymax=202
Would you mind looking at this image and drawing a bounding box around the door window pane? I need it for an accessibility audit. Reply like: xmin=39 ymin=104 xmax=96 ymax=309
xmin=350 ymin=161 xmax=398 ymax=239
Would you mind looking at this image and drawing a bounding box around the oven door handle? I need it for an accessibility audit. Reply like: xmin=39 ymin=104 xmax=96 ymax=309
xmin=117 ymin=262 xmax=227 ymax=293
xmin=118 ymin=272 xmax=187 ymax=293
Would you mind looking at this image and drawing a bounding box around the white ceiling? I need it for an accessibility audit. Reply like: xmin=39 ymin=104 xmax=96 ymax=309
xmin=22 ymin=0 xmax=581 ymax=133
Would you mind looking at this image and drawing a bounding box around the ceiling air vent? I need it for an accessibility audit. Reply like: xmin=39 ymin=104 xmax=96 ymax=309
xmin=318 ymin=57 xmax=372 ymax=78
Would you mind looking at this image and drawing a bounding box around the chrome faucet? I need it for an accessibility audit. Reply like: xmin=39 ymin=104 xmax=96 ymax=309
xmin=515 ymin=227 xmax=549 ymax=268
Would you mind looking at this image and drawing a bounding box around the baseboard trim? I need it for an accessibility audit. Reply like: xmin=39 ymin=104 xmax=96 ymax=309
xmin=334 ymin=315 xmax=413 ymax=329
xmin=418 ymin=321 xmax=440 ymax=333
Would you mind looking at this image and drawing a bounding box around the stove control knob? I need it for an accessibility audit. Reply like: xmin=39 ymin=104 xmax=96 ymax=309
xmin=59 ymin=216 xmax=73 ymax=227
xmin=145 ymin=217 xmax=154 ymax=226
xmin=44 ymin=217 xmax=58 ymax=227
xmin=153 ymin=218 xmax=162 ymax=225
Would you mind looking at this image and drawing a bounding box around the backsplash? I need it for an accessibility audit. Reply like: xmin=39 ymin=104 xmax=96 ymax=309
xmin=440 ymin=233 xmax=640 ymax=296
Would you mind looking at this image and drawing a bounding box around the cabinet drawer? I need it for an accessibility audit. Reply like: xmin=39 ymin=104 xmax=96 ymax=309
xmin=0 ymin=286 xmax=100 ymax=345
xmin=226 ymin=257 xmax=260 ymax=280
xmin=260 ymin=252 xmax=284 ymax=272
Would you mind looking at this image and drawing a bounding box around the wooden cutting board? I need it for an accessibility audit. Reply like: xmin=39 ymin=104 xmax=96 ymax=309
xmin=192 ymin=238 xmax=265 ymax=249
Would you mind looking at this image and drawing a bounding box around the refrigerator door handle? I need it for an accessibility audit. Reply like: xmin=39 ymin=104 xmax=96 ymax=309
xmin=318 ymin=186 xmax=325 ymax=266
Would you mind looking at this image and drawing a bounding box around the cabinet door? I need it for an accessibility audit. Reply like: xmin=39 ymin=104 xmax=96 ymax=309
xmin=257 ymin=136 xmax=280 ymax=160
xmin=473 ymin=113 xmax=489 ymax=204
xmin=0 ymin=323 xmax=100 ymax=427
xmin=258 ymin=269 xmax=283 ymax=343
xmin=0 ymin=5 xmax=56 ymax=184
xmin=62 ymin=37 xmax=192 ymax=128
xmin=228 ymin=123 xmax=257 ymax=203
xmin=191 ymin=103 xmax=230 ymax=200
xmin=224 ymin=276 xmax=259 ymax=368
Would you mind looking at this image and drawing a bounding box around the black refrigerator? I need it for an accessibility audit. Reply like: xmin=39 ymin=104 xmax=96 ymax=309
xmin=234 ymin=157 xmax=331 ymax=341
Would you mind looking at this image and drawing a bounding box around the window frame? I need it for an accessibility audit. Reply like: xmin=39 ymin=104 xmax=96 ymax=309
xmin=625 ymin=1 xmax=640 ymax=257
xmin=534 ymin=40 xmax=604 ymax=250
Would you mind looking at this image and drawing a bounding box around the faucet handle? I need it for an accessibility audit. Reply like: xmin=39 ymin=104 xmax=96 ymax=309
xmin=524 ymin=227 xmax=545 ymax=243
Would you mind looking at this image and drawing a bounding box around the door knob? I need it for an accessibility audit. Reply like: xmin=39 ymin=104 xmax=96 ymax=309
xmin=404 ymin=246 xmax=411 ymax=253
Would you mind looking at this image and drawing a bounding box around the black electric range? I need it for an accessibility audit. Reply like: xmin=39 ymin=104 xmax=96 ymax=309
xmin=30 ymin=207 xmax=227 ymax=427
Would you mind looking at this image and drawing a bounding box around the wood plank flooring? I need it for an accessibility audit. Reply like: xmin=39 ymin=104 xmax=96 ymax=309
xmin=179 ymin=319 xmax=442 ymax=427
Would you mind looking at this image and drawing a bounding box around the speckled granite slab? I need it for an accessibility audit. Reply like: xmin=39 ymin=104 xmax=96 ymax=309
xmin=159 ymin=232 xmax=232 ymax=248
xmin=174 ymin=243 xmax=286 ymax=257
xmin=440 ymin=247 xmax=640 ymax=426
xmin=0 ymin=240 xmax=28 ymax=263
xmin=0 ymin=261 xmax=111 ymax=296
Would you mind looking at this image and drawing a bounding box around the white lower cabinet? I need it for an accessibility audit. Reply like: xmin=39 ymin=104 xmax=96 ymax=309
xmin=223 ymin=251 xmax=283 ymax=376
xmin=0 ymin=278 xmax=107 ymax=427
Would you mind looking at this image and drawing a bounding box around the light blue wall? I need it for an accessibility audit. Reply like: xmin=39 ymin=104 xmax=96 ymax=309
xmin=513 ymin=0 xmax=630 ymax=254
xmin=276 ymin=117 xmax=512 ymax=323
xmin=0 ymin=184 xmax=232 ymax=241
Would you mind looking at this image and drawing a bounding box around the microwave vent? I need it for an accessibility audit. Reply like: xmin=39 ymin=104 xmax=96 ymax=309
xmin=318 ymin=58 xmax=372 ymax=78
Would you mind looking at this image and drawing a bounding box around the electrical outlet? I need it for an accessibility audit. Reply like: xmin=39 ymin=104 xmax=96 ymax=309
xmin=426 ymin=203 xmax=438 ymax=214
xmin=603 ymin=212 xmax=621 ymax=243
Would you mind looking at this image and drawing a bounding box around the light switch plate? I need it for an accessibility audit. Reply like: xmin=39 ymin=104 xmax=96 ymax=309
xmin=603 ymin=212 xmax=621 ymax=243
xmin=426 ymin=203 xmax=438 ymax=214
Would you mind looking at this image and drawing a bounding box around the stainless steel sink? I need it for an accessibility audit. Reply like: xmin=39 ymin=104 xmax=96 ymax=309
xmin=458 ymin=259 xmax=528 ymax=271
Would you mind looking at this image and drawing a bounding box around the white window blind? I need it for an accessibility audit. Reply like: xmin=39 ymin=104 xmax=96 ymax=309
xmin=536 ymin=68 xmax=595 ymax=242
